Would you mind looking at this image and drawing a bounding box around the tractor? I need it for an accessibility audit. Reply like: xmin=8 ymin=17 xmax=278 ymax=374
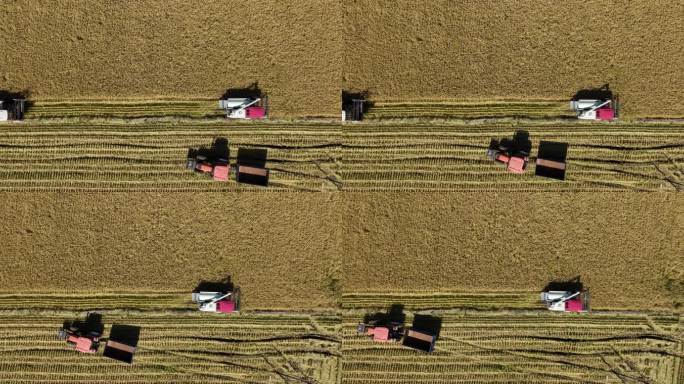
xmin=486 ymin=130 xmax=532 ymax=174
xmin=186 ymin=154 xmax=230 ymax=181
xmin=186 ymin=138 xmax=230 ymax=181
xmin=357 ymin=321 xmax=405 ymax=342
xmin=57 ymin=313 xmax=103 ymax=353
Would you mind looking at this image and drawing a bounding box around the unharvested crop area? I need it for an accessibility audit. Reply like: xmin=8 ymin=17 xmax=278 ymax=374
xmin=342 ymin=310 xmax=684 ymax=384
xmin=0 ymin=0 xmax=341 ymax=117
xmin=0 ymin=192 xmax=341 ymax=310
xmin=344 ymin=1 xmax=684 ymax=118
xmin=343 ymin=192 xmax=684 ymax=311
xmin=0 ymin=309 xmax=341 ymax=383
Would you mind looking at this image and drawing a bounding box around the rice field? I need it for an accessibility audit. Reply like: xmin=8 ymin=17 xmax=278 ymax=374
xmin=24 ymin=100 xmax=225 ymax=119
xmin=0 ymin=295 xmax=680 ymax=384
xmin=344 ymin=1 xmax=684 ymax=118
xmin=0 ymin=308 xmax=342 ymax=383
xmin=0 ymin=120 xmax=682 ymax=192
xmin=342 ymin=310 xmax=684 ymax=384
xmin=0 ymin=0 xmax=342 ymax=118
xmin=0 ymin=121 xmax=342 ymax=192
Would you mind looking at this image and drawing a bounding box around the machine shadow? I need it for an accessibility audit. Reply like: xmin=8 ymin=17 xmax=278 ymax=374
xmin=221 ymin=82 xmax=263 ymax=99
xmin=187 ymin=137 xmax=230 ymax=162
xmin=193 ymin=275 xmax=235 ymax=294
xmin=571 ymin=84 xmax=613 ymax=101
xmin=543 ymin=276 xmax=584 ymax=293
xmin=412 ymin=314 xmax=442 ymax=340
xmin=362 ymin=304 xmax=406 ymax=325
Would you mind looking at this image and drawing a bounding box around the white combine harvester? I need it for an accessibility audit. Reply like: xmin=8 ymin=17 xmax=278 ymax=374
xmin=541 ymin=289 xmax=590 ymax=313
xmin=219 ymin=97 xmax=267 ymax=119
xmin=192 ymin=289 xmax=240 ymax=313
xmin=570 ymin=85 xmax=618 ymax=121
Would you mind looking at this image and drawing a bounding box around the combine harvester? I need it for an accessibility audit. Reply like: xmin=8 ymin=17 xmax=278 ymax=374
xmin=192 ymin=287 xmax=240 ymax=313
xmin=0 ymin=98 xmax=26 ymax=121
xmin=570 ymin=85 xmax=618 ymax=121
xmin=541 ymin=289 xmax=590 ymax=313
xmin=219 ymin=96 xmax=268 ymax=119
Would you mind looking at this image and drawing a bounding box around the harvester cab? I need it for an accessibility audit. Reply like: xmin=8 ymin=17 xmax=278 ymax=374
xmin=219 ymin=97 xmax=268 ymax=119
xmin=570 ymin=85 xmax=618 ymax=121
xmin=342 ymin=91 xmax=369 ymax=121
xmin=57 ymin=313 xmax=104 ymax=353
xmin=0 ymin=98 xmax=26 ymax=121
xmin=357 ymin=321 xmax=405 ymax=342
xmin=487 ymin=130 xmax=532 ymax=174
xmin=541 ymin=290 xmax=590 ymax=313
xmin=192 ymin=289 xmax=240 ymax=313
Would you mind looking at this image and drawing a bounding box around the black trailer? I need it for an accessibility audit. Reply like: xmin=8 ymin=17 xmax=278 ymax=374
xmin=535 ymin=141 xmax=569 ymax=180
xmin=236 ymin=147 xmax=269 ymax=186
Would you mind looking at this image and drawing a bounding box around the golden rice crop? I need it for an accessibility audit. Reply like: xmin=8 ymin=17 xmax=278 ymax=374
xmin=0 ymin=0 xmax=342 ymax=118
xmin=343 ymin=0 xmax=684 ymax=118
xmin=0 ymin=192 xmax=342 ymax=310
xmin=342 ymin=192 xmax=684 ymax=311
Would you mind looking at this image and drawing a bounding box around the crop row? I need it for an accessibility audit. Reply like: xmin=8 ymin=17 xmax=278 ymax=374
xmin=365 ymin=101 xmax=573 ymax=120
xmin=341 ymin=311 xmax=683 ymax=384
xmin=0 ymin=121 xmax=681 ymax=191
xmin=25 ymin=100 xmax=224 ymax=119
xmin=0 ymin=309 xmax=341 ymax=384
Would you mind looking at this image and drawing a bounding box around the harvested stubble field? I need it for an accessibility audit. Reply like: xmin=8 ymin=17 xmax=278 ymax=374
xmin=0 ymin=309 xmax=341 ymax=383
xmin=343 ymin=1 xmax=684 ymax=118
xmin=342 ymin=310 xmax=684 ymax=384
xmin=0 ymin=121 xmax=342 ymax=192
xmin=1 ymin=120 xmax=683 ymax=192
xmin=341 ymin=122 xmax=684 ymax=192
xmin=0 ymin=0 xmax=341 ymax=117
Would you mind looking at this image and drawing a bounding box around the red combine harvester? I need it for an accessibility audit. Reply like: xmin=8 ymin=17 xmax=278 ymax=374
xmin=486 ymin=130 xmax=532 ymax=174
xmin=57 ymin=314 xmax=103 ymax=353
